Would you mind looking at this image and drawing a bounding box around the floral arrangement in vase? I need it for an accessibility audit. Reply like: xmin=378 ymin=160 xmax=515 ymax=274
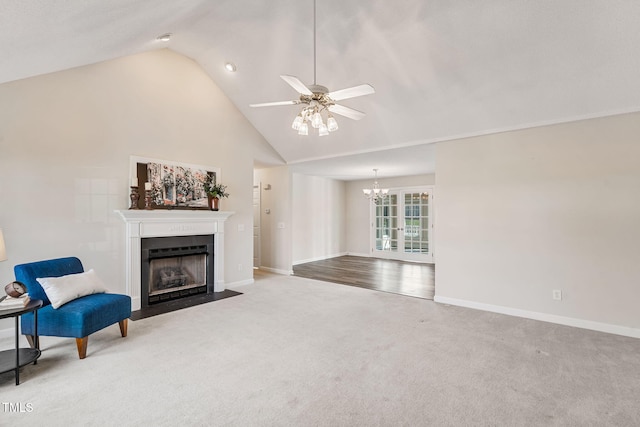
xmin=204 ymin=175 xmax=229 ymax=211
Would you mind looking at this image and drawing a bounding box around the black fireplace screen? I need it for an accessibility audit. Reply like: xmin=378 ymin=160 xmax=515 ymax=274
xmin=141 ymin=235 xmax=214 ymax=307
xmin=149 ymin=253 xmax=206 ymax=295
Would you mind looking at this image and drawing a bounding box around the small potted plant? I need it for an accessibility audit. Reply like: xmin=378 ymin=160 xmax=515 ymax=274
xmin=204 ymin=175 xmax=229 ymax=211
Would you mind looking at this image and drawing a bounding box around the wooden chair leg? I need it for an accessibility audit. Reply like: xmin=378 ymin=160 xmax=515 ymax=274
xmin=76 ymin=337 xmax=88 ymax=359
xmin=25 ymin=335 xmax=35 ymax=348
xmin=119 ymin=319 xmax=128 ymax=337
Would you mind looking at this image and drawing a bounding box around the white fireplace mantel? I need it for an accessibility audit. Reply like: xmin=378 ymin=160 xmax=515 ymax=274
xmin=116 ymin=209 xmax=234 ymax=311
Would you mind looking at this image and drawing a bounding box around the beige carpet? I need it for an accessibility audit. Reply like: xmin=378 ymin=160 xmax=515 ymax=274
xmin=1 ymin=273 xmax=640 ymax=426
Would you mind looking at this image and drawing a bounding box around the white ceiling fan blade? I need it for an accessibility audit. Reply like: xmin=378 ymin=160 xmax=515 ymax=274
xmin=281 ymin=75 xmax=313 ymax=96
xmin=328 ymin=104 xmax=366 ymax=120
xmin=249 ymin=100 xmax=299 ymax=107
xmin=327 ymin=84 xmax=375 ymax=101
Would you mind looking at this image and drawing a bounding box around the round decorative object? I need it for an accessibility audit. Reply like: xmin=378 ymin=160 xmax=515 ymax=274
xmin=5 ymin=281 xmax=26 ymax=298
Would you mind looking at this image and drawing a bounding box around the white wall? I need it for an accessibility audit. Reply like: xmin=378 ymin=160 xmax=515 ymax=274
xmin=0 ymin=49 xmax=283 ymax=328
xmin=435 ymin=112 xmax=640 ymax=336
xmin=292 ymin=174 xmax=346 ymax=264
xmin=254 ymin=166 xmax=293 ymax=274
xmin=345 ymin=174 xmax=436 ymax=256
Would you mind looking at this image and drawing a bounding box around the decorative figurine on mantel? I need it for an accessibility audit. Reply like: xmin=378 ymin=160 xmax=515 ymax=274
xmin=204 ymin=176 xmax=229 ymax=211
xmin=129 ymin=177 xmax=140 ymax=209
xmin=144 ymin=182 xmax=153 ymax=210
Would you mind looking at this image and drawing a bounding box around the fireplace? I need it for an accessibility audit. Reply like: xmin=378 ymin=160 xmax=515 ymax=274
xmin=141 ymin=235 xmax=214 ymax=307
xmin=116 ymin=210 xmax=234 ymax=312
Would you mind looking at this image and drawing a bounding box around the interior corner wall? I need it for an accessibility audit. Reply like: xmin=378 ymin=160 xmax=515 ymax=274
xmin=292 ymin=174 xmax=346 ymax=264
xmin=345 ymin=174 xmax=436 ymax=256
xmin=0 ymin=49 xmax=282 ymax=329
xmin=434 ymin=112 xmax=640 ymax=335
xmin=254 ymin=166 xmax=293 ymax=274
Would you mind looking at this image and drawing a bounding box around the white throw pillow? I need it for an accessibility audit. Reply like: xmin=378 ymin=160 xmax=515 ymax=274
xmin=37 ymin=269 xmax=107 ymax=309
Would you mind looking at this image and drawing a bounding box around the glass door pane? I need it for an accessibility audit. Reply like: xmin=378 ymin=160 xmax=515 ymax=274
xmin=404 ymin=192 xmax=429 ymax=255
xmin=374 ymin=193 xmax=398 ymax=252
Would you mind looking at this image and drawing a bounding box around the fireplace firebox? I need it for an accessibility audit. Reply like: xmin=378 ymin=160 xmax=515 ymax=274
xmin=141 ymin=235 xmax=214 ymax=308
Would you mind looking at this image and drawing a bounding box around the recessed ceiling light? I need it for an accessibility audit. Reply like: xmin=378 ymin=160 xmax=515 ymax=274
xmin=225 ymin=62 xmax=237 ymax=72
xmin=156 ymin=33 xmax=172 ymax=42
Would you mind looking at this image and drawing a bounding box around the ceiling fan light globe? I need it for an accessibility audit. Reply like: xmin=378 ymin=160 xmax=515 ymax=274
xmin=292 ymin=115 xmax=303 ymax=130
xmin=327 ymin=116 xmax=339 ymax=132
xmin=319 ymin=123 xmax=329 ymax=136
xmin=363 ymin=189 xmax=372 ymax=196
xmin=381 ymin=189 xmax=389 ymax=194
xmin=298 ymin=122 xmax=309 ymax=136
xmin=312 ymin=111 xmax=323 ymax=128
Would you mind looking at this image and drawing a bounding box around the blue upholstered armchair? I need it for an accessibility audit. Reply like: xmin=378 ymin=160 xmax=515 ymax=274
xmin=14 ymin=257 xmax=131 ymax=359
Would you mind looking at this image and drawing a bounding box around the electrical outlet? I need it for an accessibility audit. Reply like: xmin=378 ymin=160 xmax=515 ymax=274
xmin=552 ymin=290 xmax=562 ymax=301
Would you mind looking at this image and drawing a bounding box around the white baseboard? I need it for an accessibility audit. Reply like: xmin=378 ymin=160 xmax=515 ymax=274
xmin=226 ymin=278 xmax=254 ymax=288
xmin=293 ymin=252 xmax=348 ymax=265
xmin=258 ymin=266 xmax=294 ymax=275
xmin=346 ymin=252 xmax=370 ymax=258
xmin=434 ymin=295 xmax=640 ymax=339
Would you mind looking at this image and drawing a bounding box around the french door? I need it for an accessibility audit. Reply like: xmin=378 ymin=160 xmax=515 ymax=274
xmin=371 ymin=187 xmax=433 ymax=263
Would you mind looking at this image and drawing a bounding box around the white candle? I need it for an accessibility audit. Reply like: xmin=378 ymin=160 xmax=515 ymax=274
xmin=131 ymin=177 xmax=138 ymax=187
xmin=144 ymin=182 xmax=151 ymax=191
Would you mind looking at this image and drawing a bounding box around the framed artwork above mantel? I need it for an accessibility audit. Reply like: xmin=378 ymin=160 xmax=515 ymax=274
xmin=130 ymin=156 xmax=221 ymax=210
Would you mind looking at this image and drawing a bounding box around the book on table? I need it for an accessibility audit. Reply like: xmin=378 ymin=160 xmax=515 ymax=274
xmin=0 ymin=294 xmax=31 ymax=310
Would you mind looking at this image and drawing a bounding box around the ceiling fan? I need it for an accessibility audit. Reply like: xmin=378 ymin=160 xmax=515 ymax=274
xmin=249 ymin=0 xmax=375 ymax=136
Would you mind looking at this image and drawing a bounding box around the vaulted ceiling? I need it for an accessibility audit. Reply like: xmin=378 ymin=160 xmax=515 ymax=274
xmin=2 ymin=0 xmax=639 ymax=180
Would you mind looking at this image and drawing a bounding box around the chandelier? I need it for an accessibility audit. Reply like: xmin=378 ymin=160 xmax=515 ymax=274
xmin=362 ymin=169 xmax=389 ymax=200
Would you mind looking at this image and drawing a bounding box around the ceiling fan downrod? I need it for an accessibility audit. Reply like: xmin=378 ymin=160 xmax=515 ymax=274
xmin=248 ymin=0 xmax=375 ymax=136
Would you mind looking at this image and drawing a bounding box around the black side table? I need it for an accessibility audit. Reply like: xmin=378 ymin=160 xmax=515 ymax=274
xmin=0 ymin=299 xmax=42 ymax=385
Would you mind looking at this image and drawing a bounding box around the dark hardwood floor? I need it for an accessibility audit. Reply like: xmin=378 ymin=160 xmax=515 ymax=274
xmin=293 ymin=255 xmax=435 ymax=300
